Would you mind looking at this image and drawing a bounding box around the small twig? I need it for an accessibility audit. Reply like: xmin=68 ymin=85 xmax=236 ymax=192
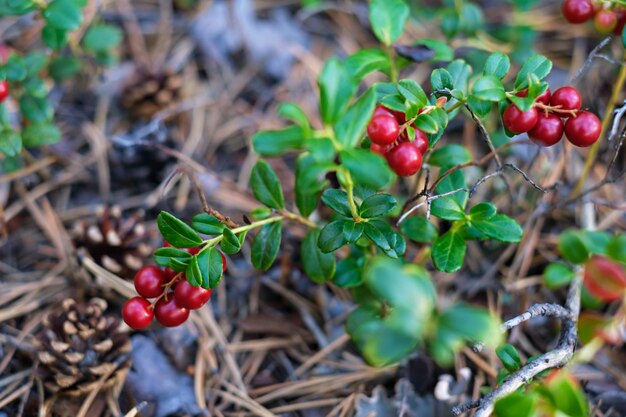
xmin=502 ymin=303 xmax=573 ymax=330
xmin=571 ymin=36 xmax=613 ymax=83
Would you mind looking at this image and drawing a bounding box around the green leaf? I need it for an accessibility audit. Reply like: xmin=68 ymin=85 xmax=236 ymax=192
xmin=0 ymin=128 xmax=21 ymax=157
xmin=368 ymin=0 xmax=409 ymax=45
xmin=363 ymin=219 xmax=406 ymax=258
xmin=48 ymin=56 xmax=81 ymax=81
xmin=428 ymin=144 xmax=471 ymax=167
xmin=467 ymin=95 xmax=492 ymax=118
xmin=191 ymin=213 xmax=225 ymax=235
xmin=318 ymin=220 xmax=349 ymax=253
xmin=43 ymin=0 xmax=83 ymax=30
xmin=469 ymin=202 xmax=497 ymax=220
xmin=607 ymin=234 xmax=626 ymax=263
xmin=471 ymin=75 xmax=506 ymax=102
xmin=252 ymin=126 xmax=303 ymax=157
xmin=19 ymin=95 xmax=53 ymax=123
xmin=494 ymin=392 xmax=537 ymax=417
xmin=83 ymin=24 xmax=123 ymax=51
xmin=305 ymin=137 xmax=335 ymax=162
xmin=483 ymin=52 xmax=510 ymax=79
xmin=220 ymin=228 xmax=241 ymax=255
xmin=344 ymin=48 xmax=390 ymax=81
xmin=278 ymin=102 xmax=310 ymax=132
xmin=335 ymin=88 xmax=376 ymax=148
xmin=25 ymin=53 xmax=48 ymax=75
xmin=414 ymin=113 xmax=438 ymax=135
xmin=545 ymin=372 xmax=588 ymax=417
xmin=1 ymin=55 xmax=26 ymax=81
xmin=249 ymin=160 xmax=285 ymax=209
xmin=359 ymin=193 xmax=396 ymax=218
xmin=321 ymin=189 xmax=352 ymax=217
xmin=472 ymin=214 xmax=523 ymax=243
xmin=514 ymin=54 xmax=552 ymax=90
xmin=153 ymin=247 xmax=193 ymax=268
xmin=251 ymin=221 xmax=282 ymax=270
xmin=558 ymin=229 xmax=591 ymax=264
xmin=185 ymin=255 xmax=202 ymax=287
xmin=21 ymin=122 xmax=61 ymax=147
xmin=318 ymin=58 xmax=356 ymax=124
xmin=41 ymin=25 xmax=69 ymax=50
xmin=157 ymin=211 xmax=203 ymax=248
xmin=0 ymin=0 xmax=36 ymax=15
xmin=447 ymin=60 xmax=472 ymax=97
xmin=397 ymin=79 xmax=428 ymax=108
xmin=347 ymin=257 xmax=436 ymax=366
xmin=400 ymin=217 xmax=439 ymax=243
xmin=411 ymin=39 xmax=454 ymax=62
xmin=22 ymin=76 xmax=48 ymax=98
xmin=432 ymin=231 xmax=466 ymax=273
xmin=333 ymin=258 xmax=363 ymax=288
xmin=431 ymin=68 xmax=454 ymax=91
xmin=339 ymin=148 xmax=394 ymax=189
xmin=429 ymin=304 xmax=502 ymax=366
xmin=204 ymin=248 xmax=224 ymax=289
xmin=430 ymin=169 xmax=468 ymax=220
xmin=295 ymin=154 xmax=332 ymax=217
xmin=544 ymin=263 xmax=575 ymax=289
xmin=302 ymin=229 xmax=336 ymax=284
xmin=496 ymin=344 xmax=522 ymax=372
xmin=343 ymin=221 xmax=364 ymax=244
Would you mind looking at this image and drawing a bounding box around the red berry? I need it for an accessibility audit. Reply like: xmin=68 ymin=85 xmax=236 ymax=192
xmin=564 ymin=111 xmax=602 ymax=147
xmin=502 ymin=104 xmax=539 ymax=134
xmin=614 ymin=9 xmax=626 ymax=34
xmin=370 ymin=143 xmax=391 ymax=156
xmin=390 ymin=109 xmax=406 ymax=124
xmin=163 ymin=241 xmax=200 ymax=255
xmin=174 ymin=280 xmax=212 ymax=310
xmin=517 ymin=88 xmax=551 ymax=105
xmin=164 ymin=267 xmax=178 ymax=280
xmin=594 ymin=9 xmax=618 ymax=33
xmin=220 ymin=252 xmax=227 ymax=274
xmin=373 ymin=105 xmax=394 ymax=118
xmin=528 ymin=113 xmax=564 ymax=147
xmin=0 ymin=44 xmax=9 ymax=64
xmin=134 ymin=266 xmax=167 ymax=299
xmin=584 ymin=256 xmax=626 ymax=302
xmin=562 ymin=0 xmax=594 ymax=23
xmin=0 ymin=80 xmax=9 ymax=103
xmin=122 ymin=297 xmax=154 ymax=330
xmin=386 ymin=142 xmax=423 ymax=177
xmin=550 ymin=87 xmax=582 ymax=115
xmin=154 ymin=295 xmax=189 ymax=327
xmin=368 ymin=115 xmax=399 ymax=146
xmin=412 ymin=129 xmax=429 ymax=154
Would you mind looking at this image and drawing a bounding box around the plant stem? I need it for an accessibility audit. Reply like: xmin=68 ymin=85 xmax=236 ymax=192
xmin=572 ymin=51 xmax=626 ymax=197
xmin=446 ymin=100 xmax=464 ymax=113
xmin=386 ymin=45 xmax=398 ymax=83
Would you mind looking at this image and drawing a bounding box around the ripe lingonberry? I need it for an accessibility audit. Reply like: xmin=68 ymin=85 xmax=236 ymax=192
xmin=174 ymin=280 xmax=212 ymax=310
xmin=517 ymin=88 xmax=551 ymax=105
xmin=373 ymin=105 xmax=394 ymax=118
xmin=368 ymin=114 xmax=400 ymax=146
xmin=502 ymin=104 xmax=539 ymax=134
xmin=163 ymin=241 xmax=200 ymax=255
xmin=0 ymin=81 xmax=9 ymax=103
xmin=122 ymin=296 xmax=154 ymax=329
xmin=614 ymin=9 xmax=626 ymax=35
xmin=528 ymin=113 xmax=565 ymax=147
xmin=371 ymin=143 xmax=391 ymax=156
xmin=134 ymin=265 xmax=167 ymax=298
xmin=584 ymin=256 xmax=626 ymax=302
xmin=564 ymin=111 xmax=602 ymax=147
xmin=386 ymin=142 xmax=423 ymax=177
xmin=594 ymin=9 xmax=618 ymax=33
xmin=220 ymin=252 xmax=227 ymax=273
xmin=412 ymin=129 xmax=429 ymax=155
xmin=154 ymin=295 xmax=189 ymax=327
xmin=562 ymin=0 xmax=594 ymax=23
xmin=550 ymin=87 xmax=582 ymax=115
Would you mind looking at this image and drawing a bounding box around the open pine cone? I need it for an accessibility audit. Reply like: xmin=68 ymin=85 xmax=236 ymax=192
xmin=36 ymin=298 xmax=131 ymax=396
xmin=72 ymin=205 xmax=152 ymax=280
xmin=121 ymin=69 xmax=183 ymax=120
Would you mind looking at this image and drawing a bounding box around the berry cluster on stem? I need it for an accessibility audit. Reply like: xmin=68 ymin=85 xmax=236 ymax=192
xmin=562 ymin=0 xmax=626 ymax=34
xmin=502 ymin=86 xmax=602 ymax=147
xmin=122 ymin=241 xmax=225 ymax=329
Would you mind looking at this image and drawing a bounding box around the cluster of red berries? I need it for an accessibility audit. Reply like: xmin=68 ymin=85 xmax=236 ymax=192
xmin=122 ymin=242 xmax=226 ymax=329
xmin=562 ymin=0 xmax=626 ymax=34
xmin=502 ymin=86 xmax=602 ymax=147
xmin=367 ymin=106 xmax=428 ymax=177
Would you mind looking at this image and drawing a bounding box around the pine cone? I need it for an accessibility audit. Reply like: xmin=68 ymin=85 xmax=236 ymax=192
xmin=121 ymin=69 xmax=183 ymax=120
xmin=72 ymin=205 xmax=153 ymax=280
xmin=36 ymin=298 xmax=131 ymax=396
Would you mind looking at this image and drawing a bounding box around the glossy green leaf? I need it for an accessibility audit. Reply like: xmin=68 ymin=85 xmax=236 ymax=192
xmin=339 ymin=148 xmax=394 ymax=189
xmin=1 ymin=55 xmax=26 ymax=81
xmin=41 ymin=25 xmax=69 ymax=50
xmin=471 ymin=75 xmax=506 ymax=102
xmin=428 ymin=144 xmax=471 ymax=167
xmin=607 ymin=234 xmax=626 ymax=263
xmin=359 ymin=193 xmax=396 ymax=218
xmin=185 ymin=255 xmax=202 ymax=287
xmin=494 ymin=392 xmax=537 ymax=417
xmin=496 ymin=344 xmax=522 ymax=372
xmin=252 ymin=126 xmax=303 ymax=157
xmin=251 ymin=221 xmax=282 ymax=270
xmin=302 ymin=229 xmax=336 ymax=284
xmin=153 ymin=247 xmax=193 ymax=268
xmin=191 ymin=213 xmax=225 ymax=235
xmin=368 ymin=0 xmax=409 ymax=45
xmin=431 ymin=68 xmax=454 ymax=91
xmin=157 ymin=211 xmax=203 ymax=248
xmin=220 ymin=228 xmax=241 ymax=255
xmin=397 ymin=79 xmax=428 ymax=108
xmin=43 ymin=0 xmax=83 ymax=30
xmin=483 ymin=52 xmax=510 ymax=79
xmin=277 ymin=102 xmax=310 ymax=133
xmin=558 ymin=229 xmax=591 ymax=264
xmin=514 ymin=54 xmax=552 ymax=90
xmin=83 ymin=24 xmax=123 ymax=51
xmin=21 ymin=122 xmax=61 ymax=147
xmin=321 ymin=189 xmax=352 ymax=217
xmin=335 ymin=88 xmax=376 ymax=148
xmin=333 ymin=258 xmax=363 ymax=288
xmin=318 ymin=220 xmax=349 ymax=253
xmin=0 ymin=128 xmax=21 ymax=157
xmin=250 ymin=160 xmax=285 ymax=209
xmin=469 ymin=202 xmax=497 ymax=220
xmin=318 ymin=58 xmax=356 ymax=124
xmin=432 ymin=230 xmax=466 ymax=273
xmin=472 ymin=214 xmax=522 ymax=243
xmin=204 ymin=248 xmax=224 ymax=289
xmin=400 ymin=217 xmax=439 ymax=243
xmin=344 ymin=48 xmax=390 ymax=81
xmin=343 ymin=221 xmax=364 ymax=244
xmin=544 ymin=263 xmax=575 ymax=289
xmin=19 ymin=95 xmax=53 ymax=123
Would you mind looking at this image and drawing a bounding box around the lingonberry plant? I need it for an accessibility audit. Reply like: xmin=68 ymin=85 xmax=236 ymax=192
xmin=120 ymin=0 xmax=625 ymax=415
xmin=562 ymin=0 xmax=626 ymax=36
xmin=0 ymin=0 xmax=121 ymax=164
